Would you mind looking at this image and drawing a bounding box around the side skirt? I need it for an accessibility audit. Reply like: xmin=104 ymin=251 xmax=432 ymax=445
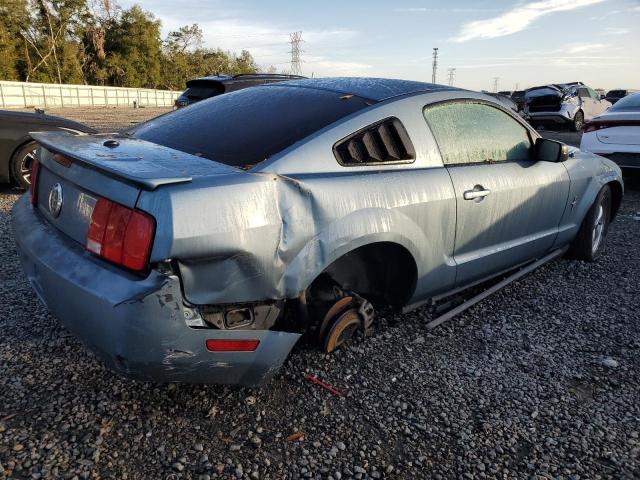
xmin=403 ymin=247 xmax=568 ymax=329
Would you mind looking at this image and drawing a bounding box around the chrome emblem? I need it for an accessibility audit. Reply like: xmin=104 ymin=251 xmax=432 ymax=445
xmin=48 ymin=183 xmax=63 ymax=218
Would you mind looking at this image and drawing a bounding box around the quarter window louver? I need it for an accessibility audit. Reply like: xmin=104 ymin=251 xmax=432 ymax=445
xmin=333 ymin=118 xmax=415 ymax=166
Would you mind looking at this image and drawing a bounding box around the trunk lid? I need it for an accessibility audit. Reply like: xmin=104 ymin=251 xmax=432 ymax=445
xmin=31 ymin=131 xmax=240 ymax=247
xmin=592 ymin=112 xmax=640 ymax=145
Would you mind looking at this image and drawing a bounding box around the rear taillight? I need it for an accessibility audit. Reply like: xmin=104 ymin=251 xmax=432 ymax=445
xmin=29 ymin=159 xmax=40 ymax=205
xmin=86 ymin=197 xmax=155 ymax=271
xmin=584 ymin=119 xmax=640 ymax=133
xmin=205 ymin=339 xmax=260 ymax=352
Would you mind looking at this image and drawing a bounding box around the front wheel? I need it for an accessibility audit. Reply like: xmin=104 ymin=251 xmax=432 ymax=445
xmin=572 ymin=110 xmax=584 ymax=132
xmin=10 ymin=141 xmax=38 ymax=190
xmin=568 ymin=185 xmax=611 ymax=261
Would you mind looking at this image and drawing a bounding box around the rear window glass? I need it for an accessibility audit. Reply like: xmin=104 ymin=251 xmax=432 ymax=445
xmin=610 ymin=93 xmax=640 ymax=111
xmin=181 ymin=86 xmax=217 ymax=100
xmin=131 ymin=85 xmax=371 ymax=168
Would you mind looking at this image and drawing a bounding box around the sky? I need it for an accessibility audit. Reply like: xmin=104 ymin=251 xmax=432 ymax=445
xmin=119 ymin=0 xmax=640 ymax=91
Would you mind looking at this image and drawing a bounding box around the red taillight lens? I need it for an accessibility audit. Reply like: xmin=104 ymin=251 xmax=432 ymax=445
xmin=29 ymin=159 xmax=40 ymax=205
xmin=205 ymin=340 xmax=260 ymax=352
xmin=584 ymin=119 xmax=640 ymax=133
xmin=86 ymin=197 xmax=155 ymax=271
xmin=583 ymin=122 xmax=603 ymax=133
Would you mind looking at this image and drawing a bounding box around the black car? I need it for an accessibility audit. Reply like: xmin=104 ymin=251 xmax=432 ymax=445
xmin=175 ymin=73 xmax=307 ymax=108
xmin=485 ymin=92 xmax=520 ymax=114
xmin=604 ymin=89 xmax=638 ymax=105
xmin=0 ymin=109 xmax=96 ymax=189
xmin=511 ymin=90 xmax=526 ymax=111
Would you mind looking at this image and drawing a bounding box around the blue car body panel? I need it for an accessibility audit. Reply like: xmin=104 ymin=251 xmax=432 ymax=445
xmin=11 ymin=78 xmax=624 ymax=385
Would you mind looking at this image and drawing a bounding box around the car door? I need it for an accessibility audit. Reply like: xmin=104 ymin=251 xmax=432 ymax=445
xmin=577 ymin=87 xmax=597 ymax=119
xmin=423 ymin=100 xmax=570 ymax=286
xmin=588 ymin=87 xmax=608 ymax=116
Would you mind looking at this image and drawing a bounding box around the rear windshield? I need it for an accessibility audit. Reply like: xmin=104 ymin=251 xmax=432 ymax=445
xmin=609 ymin=93 xmax=640 ymax=111
xmin=131 ymin=85 xmax=372 ymax=168
xmin=181 ymin=86 xmax=218 ymax=101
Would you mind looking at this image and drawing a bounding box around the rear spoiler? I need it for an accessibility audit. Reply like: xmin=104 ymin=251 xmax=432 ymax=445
xmin=31 ymin=131 xmax=237 ymax=190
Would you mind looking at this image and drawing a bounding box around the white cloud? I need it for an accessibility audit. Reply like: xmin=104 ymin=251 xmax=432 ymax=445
xmin=452 ymin=0 xmax=607 ymax=42
xmin=395 ymin=7 xmax=501 ymax=13
xmin=603 ymin=27 xmax=629 ymax=35
xmin=564 ymin=43 xmax=609 ymax=54
xmin=304 ymin=55 xmax=372 ymax=76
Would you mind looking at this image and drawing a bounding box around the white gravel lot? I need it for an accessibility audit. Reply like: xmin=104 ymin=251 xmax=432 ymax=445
xmin=0 ymin=116 xmax=638 ymax=479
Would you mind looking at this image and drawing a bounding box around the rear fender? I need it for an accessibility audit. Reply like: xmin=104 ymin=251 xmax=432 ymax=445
xmin=280 ymin=207 xmax=427 ymax=299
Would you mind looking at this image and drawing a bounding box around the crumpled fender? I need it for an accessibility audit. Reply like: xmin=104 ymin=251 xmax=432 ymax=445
xmin=279 ymin=206 xmax=426 ymax=297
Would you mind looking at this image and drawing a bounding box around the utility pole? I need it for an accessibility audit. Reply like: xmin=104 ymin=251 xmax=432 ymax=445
xmin=431 ymin=47 xmax=439 ymax=84
xmin=493 ymin=77 xmax=499 ymax=92
xmin=289 ymin=31 xmax=303 ymax=76
xmin=447 ymin=68 xmax=456 ymax=86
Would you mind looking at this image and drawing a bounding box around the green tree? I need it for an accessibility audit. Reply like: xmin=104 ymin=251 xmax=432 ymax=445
xmin=0 ymin=0 xmax=30 ymax=80
xmin=104 ymin=5 xmax=162 ymax=88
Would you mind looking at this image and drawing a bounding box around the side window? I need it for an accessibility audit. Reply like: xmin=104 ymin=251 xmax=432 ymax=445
xmin=588 ymin=87 xmax=599 ymax=100
xmin=578 ymin=88 xmax=590 ymax=98
xmin=423 ymin=102 xmax=532 ymax=166
xmin=333 ymin=117 xmax=415 ymax=166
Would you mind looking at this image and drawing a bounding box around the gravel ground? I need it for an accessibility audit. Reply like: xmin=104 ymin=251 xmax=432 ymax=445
xmin=15 ymin=107 xmax=173 ymax=133
xmin=1 ymin=119 xmax=639 ymax=479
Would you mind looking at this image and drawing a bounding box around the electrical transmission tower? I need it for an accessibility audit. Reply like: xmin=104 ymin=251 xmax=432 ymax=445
xmin=493 ymin=77 xmax=499 ymax=92
xmin=447 ymin=68 xmax=456 ymax=86
xmin=289 ymin=31 xmax=303 ymax=76
xmin=431 ymin=48 xmax=439 ymax=84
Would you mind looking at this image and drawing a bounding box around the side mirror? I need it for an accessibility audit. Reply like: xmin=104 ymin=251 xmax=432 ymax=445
xmin=534 ymin=138 xmax=569 ymax=162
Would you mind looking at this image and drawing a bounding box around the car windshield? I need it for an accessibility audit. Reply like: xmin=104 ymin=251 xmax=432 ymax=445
xmin=130 ymin=85 xmax=372 ymax=168
xmin=609 ymin=93 xmax=640 ymax=111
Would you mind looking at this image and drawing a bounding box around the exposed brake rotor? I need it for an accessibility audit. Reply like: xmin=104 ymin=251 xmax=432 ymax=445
xmin=320 ymin=293 xmax=375 ymax=353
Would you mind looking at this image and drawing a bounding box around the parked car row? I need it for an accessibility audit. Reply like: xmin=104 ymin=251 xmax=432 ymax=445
xmin=523 ymin=82 xmax=611 ymax=131
xmin=499 ymin=83 xmax=637 ymax=133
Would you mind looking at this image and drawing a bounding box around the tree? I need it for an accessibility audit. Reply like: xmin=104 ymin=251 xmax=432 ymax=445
xmin=103 ymin=5 xmax=162 ymax=88
xmin=0 ymin=0 xmax=30 ymax=80
xmin=0 ymin=0 xmax=262 ymax=89
xmin=23 ymin=0 xmax=89 ymax=83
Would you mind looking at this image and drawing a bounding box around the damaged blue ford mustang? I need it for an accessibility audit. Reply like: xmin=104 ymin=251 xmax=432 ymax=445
xmin=12 ymin=78 xmax=623 ymax=386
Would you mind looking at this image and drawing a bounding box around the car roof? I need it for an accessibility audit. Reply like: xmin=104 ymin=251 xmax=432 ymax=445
xmin=187 ymin=74 xmax=305 ymax=85
xmin=267 ymin=77 xmax=460 ymax=102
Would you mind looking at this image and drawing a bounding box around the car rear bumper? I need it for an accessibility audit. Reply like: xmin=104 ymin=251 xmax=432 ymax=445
xmin=526 ymin=113 xmax=572 ymax=124
xmin=11 ymin=194 xmax=300 ymax=386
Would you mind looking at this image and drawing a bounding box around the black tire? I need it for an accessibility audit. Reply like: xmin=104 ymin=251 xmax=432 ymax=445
xmin=568 ymin=185 xmax=612 ymax=261
xmin=571 ymin=110 xmax=584 ymax=132
xmin=10 ymin=141 xmax=38 ymax=190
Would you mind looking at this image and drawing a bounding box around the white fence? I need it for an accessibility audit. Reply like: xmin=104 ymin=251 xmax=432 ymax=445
xmin=0 ymin=81 xmax=181 ymax=108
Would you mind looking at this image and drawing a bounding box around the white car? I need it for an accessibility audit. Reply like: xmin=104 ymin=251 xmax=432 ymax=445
xmin=580 ymin=92 xmax=640 ymax=170
xmin=525 ymin=83 xmax=612 ymax=131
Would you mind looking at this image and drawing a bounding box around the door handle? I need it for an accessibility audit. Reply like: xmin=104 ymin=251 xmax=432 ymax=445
xmin=463 ymin=188 xmax=491 ymax=200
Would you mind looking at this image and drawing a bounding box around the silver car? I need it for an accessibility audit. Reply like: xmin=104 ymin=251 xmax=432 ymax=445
xmin=12 ymin=78 xmax=623 ymax=386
